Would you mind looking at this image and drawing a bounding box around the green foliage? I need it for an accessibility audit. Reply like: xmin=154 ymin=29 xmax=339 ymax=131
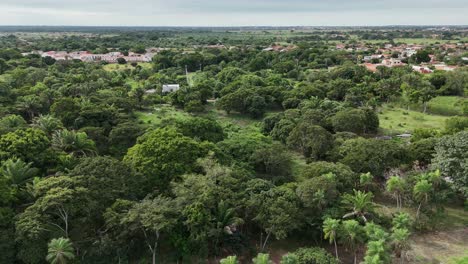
xmin=432 ymin=131 xmax=468 ymax=197
xmin=289 ymin=247 xmax=338 ymax=264
xmin=0 ymin=128 xmax=51 ymax=167
xmin=444 ymin=116 xmax=468 ymax=135
xmin=339 ymin=138 xmax=407 ymax=178
xmin=46 ymin=237 xmax=75 ymax=264
xmin=342 ymin=190 xmax=376 ymax=222
xmin=281 ymin=253 xmax=299 ymax=264
xmin=51 ymin=129 xmax=97 ymax=157
xmin=300 ymin=161 xmax=357 ymax=192
xmin=0 ymin=114 xmax=27 ymax=135
xmin=124 ymin=127 xmax=209 ymax=191
xmin=253 ymin=253 xmax=272 ymax=264
xmin=220 ymin=256 xmax=239 ymax=264
xmin=332 ymin=108 xmax=379 ymax=134
xmin=287 ymin=123 xmax=333 ymax=159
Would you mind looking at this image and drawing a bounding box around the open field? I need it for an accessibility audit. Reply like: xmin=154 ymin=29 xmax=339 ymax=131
xmin=425 ymin=96 xmax=467 ymax=116
xmin=103 ymin=62 xmax=152 ymax=71
xmin=378 ymin=105 xmax=449 ymax=134
xmin=134 ymin=105 xmax=191 ymax=125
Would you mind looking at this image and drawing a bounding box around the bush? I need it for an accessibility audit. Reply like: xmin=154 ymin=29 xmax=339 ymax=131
xmin=289 ymin=247 xmax=338 ymax=264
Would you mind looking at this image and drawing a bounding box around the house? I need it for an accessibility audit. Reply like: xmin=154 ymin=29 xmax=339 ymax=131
xmin=382 ymin=58 xmax=405 ymax=67
xmin=363 ymin=54 xmax=384 ymax=62
xmin=162 ymin=84 xmax=180 ymax=93
xmin=412 ymin=66 xmax=433 ymax=74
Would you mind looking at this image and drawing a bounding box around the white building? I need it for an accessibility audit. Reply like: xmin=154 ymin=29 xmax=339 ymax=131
xmin=162 ymin=84 xmax=180 ymax=93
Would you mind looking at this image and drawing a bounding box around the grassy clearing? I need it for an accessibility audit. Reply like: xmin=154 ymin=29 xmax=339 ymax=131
xmin=426 ymin=96 xmax=467 ymax=116
xmin=134 ymin=105 xmax=191 ymax=126
xmin=103 ymin=62 xmax=152 ymax=71
xmin=378 ymin=105 xmax=449 ymax=134
xmin=409 ymin=228 xmax=468 ymax=263
xmin=377 ymin=200 xmax=468 ymax=263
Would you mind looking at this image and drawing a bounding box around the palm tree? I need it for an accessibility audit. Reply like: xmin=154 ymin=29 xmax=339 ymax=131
xmin=323 ymin=217 xmax=340 ymax=259
xmin=391 ymin=228 xmax=410 ymax=264
xmin=0 ymin=158 xmax=38 ymax=188
xmin=359 ymin=172 xmax=373 ymax=191
xmin=32 ymin=115 xmax=63 ymax=135
xmin=46 ymin=237 xmax=75 ymax=264
xmin=392 ymin=212 xmax=411 ymax=231
xmin=386 ymin=176 xmax=405 ymax=210
xmin=342 ymin=190 xmax=376 ymax=222
xmin=413 ymin=180 xmax=432 ymax=219
xmin=252 ymin=253 xmax=272 ymax=264
xmin=220 ymin=256 xmax=238 ymax=264
xmin=340 ymin=220 xmax=364 ymax=264
xmin=52 ymin=129 xmax=96 ymax=157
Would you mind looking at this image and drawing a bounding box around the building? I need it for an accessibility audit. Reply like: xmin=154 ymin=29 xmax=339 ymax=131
xmin=412 ymin=65 xmax=433 ymax=74
xmin=162 ymin=84 xmax=180 ymax=93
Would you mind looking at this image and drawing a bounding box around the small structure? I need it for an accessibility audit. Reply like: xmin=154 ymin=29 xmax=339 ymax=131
xmin=162 ymin=84 xmax=180 ymax=93
xmin=396 ymin=133 xmax=412 ymax=139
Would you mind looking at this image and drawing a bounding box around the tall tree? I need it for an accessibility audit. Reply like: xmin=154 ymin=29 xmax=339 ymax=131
xmin=386 ymin=176 xmax=406 ymax=210
xmin=323 ymin=218 xmax=340 ymax=259
xmin=340 ymin=220 xmax=364 ymax=264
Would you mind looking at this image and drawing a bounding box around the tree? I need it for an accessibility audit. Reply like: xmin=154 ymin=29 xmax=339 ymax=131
xmin=401 ymin=74 xmax=436 ymax=113
xmin=390 ymin=228 xmax=410 ymax=264
xmin=386 ymin=176 xmax=406 ymax=210
xmin=287 ymin=123 xmax=333 ymax=159
xmin=0 ymin=115 xmax=27 ymax=135
xmin=298 ymin=173 xmax=338 ymax=211
xmin=332 ymin=108 xmax=379 ymax=134
xmin=121 ymin=196 xmax=178 ymax=264
xmin=432 ymin=131 xmax=468 ymax=197
xmin=363 ymin=239 xmax=391 ymax=264
xmin=300 ymin=161 xmax=357 ymax=192
xmin=0 ymin=158 xmax=38 ymax=195
xmin=392 ymin=212 xmax=411 ymax=231
xmin=117 ymin=58 xmax=127 ymax=64
xmin=342 ymin=190 xmax=376 ymax=222
xmin=46 ymin=237 xmax=75 ymax=264
xmin=412 ymin=50 xmax=431 ymax=64
xmin=323 ymin=218 xmax=340 ymax=259
xmin=52 ymin=129 xmax=96 ymax=157
xmin=340 ymin=220 xmax=364 ymax=264
xmin=339 ymin=138 xmax=407 ymax=178
xmin=251 ymin=142 xmax=293 ymax=184
xmin=413 ymin=180 xmax=432 ymax=219
xmin=249 ymin=186 xmax=303 ymax=251
xmin=124 ymin=127 xmax=208 ymax=191
xmin=32 ymin=115 xmax=63 ymax=136
xmin=0 ymin=128 xmax=51 ymax=167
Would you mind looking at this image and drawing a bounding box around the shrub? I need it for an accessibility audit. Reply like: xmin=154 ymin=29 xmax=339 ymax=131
xmin=289 ymin=247 xmax=338 ymax=264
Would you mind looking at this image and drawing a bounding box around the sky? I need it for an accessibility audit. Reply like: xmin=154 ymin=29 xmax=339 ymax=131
xmin=0 ymin=0 xmax=467 ymax=26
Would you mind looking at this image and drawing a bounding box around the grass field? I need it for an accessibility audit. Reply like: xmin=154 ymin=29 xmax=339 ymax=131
xmin=426 ymin=96 xmax=467 ymax=116
xmin=103 ymin=62 xmax=152 ymax=71
xmin=378 ymin=105 xmax=449 ymax=134
xmin=134 ymin=105 xmax=191 ymax=126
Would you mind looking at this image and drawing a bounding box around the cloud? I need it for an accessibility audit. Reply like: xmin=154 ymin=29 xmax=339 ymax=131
xmin=0 ymin=0 xmax=467 ymax=26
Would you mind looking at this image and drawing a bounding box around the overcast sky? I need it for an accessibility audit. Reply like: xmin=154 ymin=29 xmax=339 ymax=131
xmin=0 ymin=0 xmax=467 ymax=26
